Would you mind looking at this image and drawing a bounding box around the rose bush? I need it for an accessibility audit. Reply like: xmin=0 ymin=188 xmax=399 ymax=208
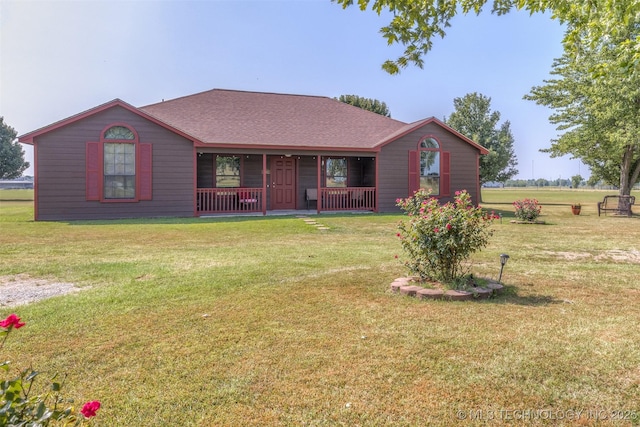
xmin=396 ymin=189 xmax=497 ymax=285
xmin=513 ymin=198 xmax=542 ymax=222
xmin=0 ymin=313 xmax=100 ymax=426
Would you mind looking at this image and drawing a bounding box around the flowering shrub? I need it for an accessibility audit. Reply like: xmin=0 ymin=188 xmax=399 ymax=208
xmin=396 ymin=189 xmax=497 ymax=284
xmin=0 ymin=313 xmax=100 ymax=426
xmin=513 ymin=198 xmax=542 ymax=222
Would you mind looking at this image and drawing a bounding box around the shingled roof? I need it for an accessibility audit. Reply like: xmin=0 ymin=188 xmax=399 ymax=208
xmin=19 ymin=88 xmax=487 ymax=154
xmin=140 ymin=89 xmax=408 ymax=150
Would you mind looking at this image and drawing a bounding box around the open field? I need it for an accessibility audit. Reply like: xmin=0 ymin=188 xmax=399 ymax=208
xmin=1 ymin=189 xmax=639 ymax=426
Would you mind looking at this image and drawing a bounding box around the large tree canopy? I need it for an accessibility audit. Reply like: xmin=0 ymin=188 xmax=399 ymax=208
xmin=333 ymin=0 xmax=640 ymax=77
xmin=0 ymin=117 xmax=29 ymax=180
xmin=445 ymin=93 xmax=518 ymax=185
xmin=337 ymin=94 xmax=391 ymax=117
xmin=525 ymin=20 xmax=640 ymax=196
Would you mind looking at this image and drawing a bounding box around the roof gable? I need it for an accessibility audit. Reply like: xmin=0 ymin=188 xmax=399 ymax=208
xmin=18 ymin=99 xmax=198 ymax=144
xmin=375 ymin=117 xmax=489 ymax=154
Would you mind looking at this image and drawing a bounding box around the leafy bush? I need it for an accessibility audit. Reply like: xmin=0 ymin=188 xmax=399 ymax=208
xmin=0 ymin=314 xmax=100 ymax=426
xmin=396 ymin=189 xmax=497 ymax=285
xmin=513 ymin=198 xmax=542 ymax=222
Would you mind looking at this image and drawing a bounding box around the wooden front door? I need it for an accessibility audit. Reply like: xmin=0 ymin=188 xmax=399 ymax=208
xmin=271 ymin=157 xmax=296 ymax=210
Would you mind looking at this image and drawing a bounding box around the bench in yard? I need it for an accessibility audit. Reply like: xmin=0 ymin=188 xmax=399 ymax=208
xmin=597 ymin=195 xmax=636 ymax=217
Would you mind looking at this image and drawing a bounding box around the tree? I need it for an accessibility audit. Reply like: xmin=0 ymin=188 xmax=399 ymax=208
xmin=0 ymin=117 xmax=29 ymax=179
xmin=444 ymin=93 xmax=518 ymax=186
xmin=571 ymin=174 xmax=583 ymax=189
xmin=525 ymin=20 xmax=640 ymax=197
xmin=333 ymin=0 xmax=640 ymax=78
xmin=336 ymin=95 xmax=391 ymax=117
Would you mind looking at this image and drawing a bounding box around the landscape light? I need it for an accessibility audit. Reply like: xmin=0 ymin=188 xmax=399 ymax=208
xmin=498 ymin=254 xmax=510 ymax=283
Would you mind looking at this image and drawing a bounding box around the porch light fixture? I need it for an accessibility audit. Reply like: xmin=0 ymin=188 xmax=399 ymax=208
xmin=498 ymin=254 xmax=510 ymax=283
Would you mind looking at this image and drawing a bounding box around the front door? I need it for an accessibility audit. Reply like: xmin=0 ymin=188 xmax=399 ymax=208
xmin=271 ymin=157 xmax=296 ymax=210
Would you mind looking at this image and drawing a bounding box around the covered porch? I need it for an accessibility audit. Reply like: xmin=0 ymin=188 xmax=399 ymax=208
xmin=195 ymin=152 xmax=377 ymax=215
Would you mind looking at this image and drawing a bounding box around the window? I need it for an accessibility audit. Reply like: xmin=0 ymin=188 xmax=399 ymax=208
xmin=420 ymin=138 xmax=440 ymax=195
xmin=85 ymin=124 xmax=152 ymax=202
xmin=216 ymin=155 xmax=240 ymax=187
xmin=104 ymin=143 xmax=136 ymax=199
xmin=408 ymin=136 xmax=449 ymax=197
xmin=325 ymin=158 xmax=347 ymax=187
xmin=104 ymin=126 xmax=134 ymax=140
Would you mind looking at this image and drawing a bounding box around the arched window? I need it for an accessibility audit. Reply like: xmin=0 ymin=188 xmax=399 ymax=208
xmin=104 ymin=125 xmax=135 ymax=140
xmin=86 ymin=123 xmax=152 ymax=202
xmin=419 ymin=137 xmax=440 ymax=195
xmin=408 ymin=136 xmax=450 ymax=197
xmin=102 ymin=125 xmax=138 ymax=199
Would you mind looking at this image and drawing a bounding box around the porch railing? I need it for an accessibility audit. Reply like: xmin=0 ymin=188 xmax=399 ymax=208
xmin=197 ymin=188 xmax=263 ymax=213
xmin=196 ymin=187 xmax=375 ymax=214
xmin=320 ymin=187 xmax=376 ymax=211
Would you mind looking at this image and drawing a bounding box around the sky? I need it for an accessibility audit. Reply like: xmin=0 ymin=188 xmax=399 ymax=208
xmin=1 ymin=0 xmax=587 ymax=180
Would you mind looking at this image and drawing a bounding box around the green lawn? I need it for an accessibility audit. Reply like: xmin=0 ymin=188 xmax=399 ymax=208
xmin=1 ymin=189 xmax=639 ymax=426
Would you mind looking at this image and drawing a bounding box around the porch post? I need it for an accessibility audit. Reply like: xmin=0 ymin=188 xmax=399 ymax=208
xmin=193 ymin=147 xmax=198 ymax=217
xmin=262 ymin=154 xmax=267 ymax=215
xmin=374 ymin=154 xmax=379 ymax=213
xmin=316 ymin=155 xmax=322 ymax=214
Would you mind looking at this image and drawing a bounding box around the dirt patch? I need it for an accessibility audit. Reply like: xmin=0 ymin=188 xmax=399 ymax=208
xmin=544 ymin=250 xmax=640 ymax=263
xmin=0 ymin=274 xmax=83 ymax=308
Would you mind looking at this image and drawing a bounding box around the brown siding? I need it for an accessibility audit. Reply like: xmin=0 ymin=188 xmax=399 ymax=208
xmin=378 ymin=122 xmax=481 ymax=212
xmin=197 ymin=153 xmax=215 ymax=188
xmin=297 ymin=156 xmax=318 ymax=209
xmin=34 ymin=106 xmax=194 ymax=220
xmin=242 ymin=155 xmax=264 ymax=188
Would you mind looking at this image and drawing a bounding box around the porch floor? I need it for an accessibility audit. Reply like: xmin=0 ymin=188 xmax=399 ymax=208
xmin=199 ymin=210 xmax=372 ymax=218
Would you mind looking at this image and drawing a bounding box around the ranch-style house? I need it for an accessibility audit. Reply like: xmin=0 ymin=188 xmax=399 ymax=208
xmin=18 ymin=89 xmax=488 ymax=221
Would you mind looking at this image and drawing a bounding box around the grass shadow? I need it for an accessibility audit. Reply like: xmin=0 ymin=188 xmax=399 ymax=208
xmin=488 ymin=285 xmax=564 ymax=306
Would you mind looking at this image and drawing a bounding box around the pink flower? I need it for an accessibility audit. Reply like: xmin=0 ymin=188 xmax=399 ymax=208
xmin=446 ymin=223 xmax=452 ymax=230
xmin=0 ymin=314 xmax=25 ymax=330
xmin=434 ymin=227 xmax=439 ymax=233
xmin=396 ymin=233 xmax=401 ymax=237
xmin=81 ymin=401 xmax=101 ymax=418
xmin=394 ymin=255 xmax=398 ymax=259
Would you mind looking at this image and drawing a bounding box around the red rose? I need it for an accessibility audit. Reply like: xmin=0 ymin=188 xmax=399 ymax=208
xmin=81 ymin=401 xmax=101 ymax=418
xmin=0 ymin=314 xmax=25 ymax=330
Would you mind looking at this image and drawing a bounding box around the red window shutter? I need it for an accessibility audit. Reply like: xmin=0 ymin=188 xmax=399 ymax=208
xmin=86 ymin=142 xmax=100 ymax=201
xmin=441 ymin=151 xmax=451 ymax=196
xmin=139 ymin=143 xmax=152 ymax=200
xmin=408 ymin=150 xmax=419 ymax=196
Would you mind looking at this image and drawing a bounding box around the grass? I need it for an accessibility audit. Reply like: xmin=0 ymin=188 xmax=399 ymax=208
xmin=1 ymin=188 xmax=639 ymax=426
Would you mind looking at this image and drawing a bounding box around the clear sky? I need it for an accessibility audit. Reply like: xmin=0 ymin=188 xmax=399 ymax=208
xmin=1 ymin=0 xmax=587 ymax=180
